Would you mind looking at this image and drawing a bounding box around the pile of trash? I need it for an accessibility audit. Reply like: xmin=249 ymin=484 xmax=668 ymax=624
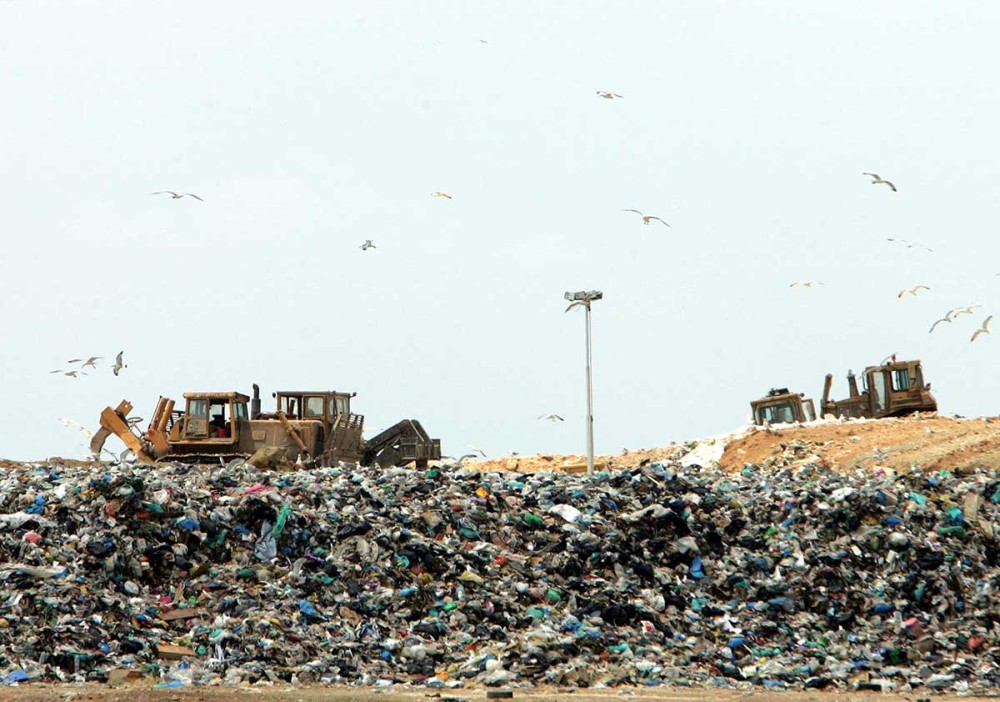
xmin=1 ymin=453 xmax=1000 ymax=692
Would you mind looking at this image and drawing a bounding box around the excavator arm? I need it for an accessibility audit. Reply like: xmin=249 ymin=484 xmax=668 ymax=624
xmin=90 ymin=399 xmax=167 ymax=463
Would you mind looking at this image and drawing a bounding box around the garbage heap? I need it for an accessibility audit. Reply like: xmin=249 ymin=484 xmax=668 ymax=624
xmin=0 ymin=455 xmax=999 ymax=691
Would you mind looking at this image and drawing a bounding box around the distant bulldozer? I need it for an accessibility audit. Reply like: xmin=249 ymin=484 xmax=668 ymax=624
xmin=750 ymin=388 xmax=817 ymax=425
xmin=821 ymin=358 xmax=937 ymax=419
xmin=91 ymin=384 xmax=441 ymax=467
xmin=751 ymin=358 xmax=936 ymax=424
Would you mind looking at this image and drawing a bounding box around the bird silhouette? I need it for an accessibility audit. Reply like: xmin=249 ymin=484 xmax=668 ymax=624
xmin=360 ymin=240 xmax=376 ymax=251
xmin=855 ymin=446 xmax=893 ymax=467
xmin=898 ymin=285 xmax=931 ymax=298
xmin=863 ymin=173 xmax=897 ymax=191
xmin=112 ymin=351 xmax=126 ymax=376
xmin=152 ymin=191 xmax=204 ymax=201
xmin=596 ymin=91 xmax=622 ymax=99
xmin=790 ymin=281 xmax=824 ymax=288
xmin=538 ymin=414 xmax=564 ymax=422
xmin=441 ymin=454 xmax=478 ymax=467
xmin=887 ymin=238 xmax=932 ymax=252
xmin=951 ymin=304 xmax=982 ymax=318
xmin=60 ymin=418 xmax=94 ymax=438
xmin=432 ymin=191 xmax=453 ymax=199
xmin=621 ymin=209 xmax=670 ymax=227
xmin=971 ymin=316 xmax=993 ymax=342
xmin=928 ymin=316 xmax=952 ymax=333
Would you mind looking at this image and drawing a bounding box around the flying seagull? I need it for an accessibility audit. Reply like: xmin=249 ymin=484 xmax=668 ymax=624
xmin=596 ymin=91 xmax=622 ymax=99
xmin=68 ymin=356 xmax=101 ymax=369
xmin=60 ymin=418 xmax=94 ymax=438
xmin=100 ymin=447 xmax=134 ymax=463
xmin=112 ymin=351 xmax=126 ymax=376
xmin=441 ymin=454 xmax=479 ymax=467
xmin=790 ymin=281 xmax=824 ymax=288
xmin=951 ymin=304 xmax=982 ymax=318
xmin=971 ymin=315 xmax=993 ymax=342
xmin=863 ymin=173 xmax=897 ymax=192
xmin=928 ymin=316 xmax=952 ymax=333
xmin=887 ymin=238 xmax=933 ymax=252
xmin=898 ymin=285 xmax=931 ymax=298
xmin=621 ymin=209 xmax=670 ymax=227
xmin=855 ymin=446 xmax=893 ymax=467
xmin=432 ymin=191 xmax=453 ymax=199
xmin=468 ymin=446 xmax=487 ymax=458
xmin=539 ymin=414 xmax=564 ymax=422
xmin=360 ymin=239 xmax=375 ymax=251
xmin=152 ymin=191 xmax=204 ymax=201
xmin=63 ymin=370 xmax=87 ymax=378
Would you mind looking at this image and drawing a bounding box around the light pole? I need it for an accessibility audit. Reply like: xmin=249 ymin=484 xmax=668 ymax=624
xmin=564 ymin=290 xmax=603 ymax=474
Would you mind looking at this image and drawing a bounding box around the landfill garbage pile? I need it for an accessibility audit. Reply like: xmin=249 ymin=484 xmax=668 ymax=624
xmin=2 ymin=454 xmax=1000 ymax=692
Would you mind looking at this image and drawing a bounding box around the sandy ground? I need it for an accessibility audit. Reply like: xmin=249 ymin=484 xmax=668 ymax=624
xmin=0 ymin=686 xmax=988 ymax=701
xmin=466 ymin=415 xmax=1000 ymax=475
xmin=718 ymin=414 xmax=1000 ymax=473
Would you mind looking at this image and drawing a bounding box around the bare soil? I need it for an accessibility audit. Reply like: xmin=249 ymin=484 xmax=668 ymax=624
xmin=718 ymin=414 xmax=1000 ymax=473
xmin=467 ymin=415 xmax=1000 ymax=475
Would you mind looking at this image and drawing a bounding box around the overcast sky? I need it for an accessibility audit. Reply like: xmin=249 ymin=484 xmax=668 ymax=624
xmin=2 ymin=1 xmax=998 ymax=462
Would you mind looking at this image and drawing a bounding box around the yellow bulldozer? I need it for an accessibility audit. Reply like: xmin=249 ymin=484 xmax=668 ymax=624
xmin=91 ymin=384 xmax=441 ymax=467
xmin=750 ymin=358 xmax=937 ymax=424
xmin=820 ymin=357 xmax=937 ymax=419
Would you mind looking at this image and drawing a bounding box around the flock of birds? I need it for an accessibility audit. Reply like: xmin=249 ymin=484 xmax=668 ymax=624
xmin=50 ymin=351 xmax=127 ymax=379
xmin=929 ymin=306 xmax=993 ymax=341
xmin=350 ymin=97 xmax=673 ymax=253
xmin=49 ymin=93 xmax=992 ymax=458
xmin=789 ymin=172 xmax=993 ymax=344
xmin=48 ymin=193 xmax=205 ymax=382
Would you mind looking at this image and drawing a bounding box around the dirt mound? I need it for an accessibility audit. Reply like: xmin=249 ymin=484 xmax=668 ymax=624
xmin=719 ymin=414 xmax=1000 ymax=473
xmin=466 ymin=415 xmax=1000 ymax=474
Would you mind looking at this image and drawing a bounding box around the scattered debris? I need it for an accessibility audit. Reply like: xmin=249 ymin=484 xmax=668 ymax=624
xmin=0 ymin=450 xmax=998 ymax=691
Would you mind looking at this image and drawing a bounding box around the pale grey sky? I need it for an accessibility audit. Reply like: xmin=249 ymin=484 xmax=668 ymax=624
xmin=2 ymin=1 xmax=998 ymax=461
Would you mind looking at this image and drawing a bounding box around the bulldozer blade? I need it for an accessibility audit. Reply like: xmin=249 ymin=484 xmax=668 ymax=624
xmin=90 ymin=426 xmax=113 ymax=457
xmin=93 ymin=400 xmax=156 ymax=463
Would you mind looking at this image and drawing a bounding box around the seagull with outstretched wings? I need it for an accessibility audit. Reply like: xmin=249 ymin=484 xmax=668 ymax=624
xmin=621 ymin=209 xmax=670 ymax=227
xmin=863 ymin=173 xmax=896 ymax=192
xmin=972 ymin=315 xmax=993 ymax=342
xmin=152 ymin=191 xmax=204 ymax=201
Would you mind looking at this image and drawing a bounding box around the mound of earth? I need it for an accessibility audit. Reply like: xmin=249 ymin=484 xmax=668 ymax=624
xmin=467 ymin=415 xmax=1000 ymax=474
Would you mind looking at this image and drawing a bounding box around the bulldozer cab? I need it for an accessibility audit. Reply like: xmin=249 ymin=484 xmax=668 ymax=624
xmin=180 ymin=392 xmax=249 ymax=442
xmin=860 ymin=361 xmax=930 ymax=415
xmin=821 ymin=359 xmax=936 ymax=419
xmin=273 ymin=391 xmax=352 ymax=423
xmin=751 ymin=388 xmax=816 ymax=425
